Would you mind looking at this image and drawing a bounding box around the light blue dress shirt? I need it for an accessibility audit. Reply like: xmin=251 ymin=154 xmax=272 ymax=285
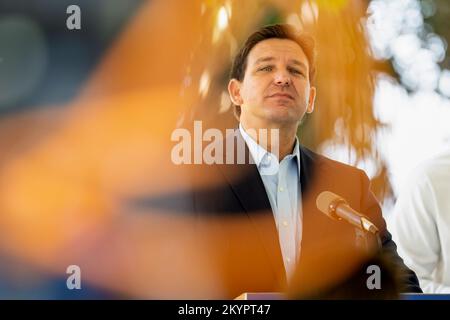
xmin=239 ymin=124 xmax=302 ymax=281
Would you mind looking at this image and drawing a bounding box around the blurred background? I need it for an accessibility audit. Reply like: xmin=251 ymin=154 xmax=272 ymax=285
xmin=0 ymin=0 xmax=449 ymax=298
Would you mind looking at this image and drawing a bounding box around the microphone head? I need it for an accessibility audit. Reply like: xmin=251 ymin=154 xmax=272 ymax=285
xmin=316 ymin=191 xmax=346 ymax=219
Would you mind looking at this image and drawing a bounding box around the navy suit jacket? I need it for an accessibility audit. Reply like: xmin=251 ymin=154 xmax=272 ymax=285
xmin=188 ymin=129 xmax=421 ymax=298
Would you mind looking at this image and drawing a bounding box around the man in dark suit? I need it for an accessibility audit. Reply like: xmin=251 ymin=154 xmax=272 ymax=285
xmin=187 ymin=24 xmax=421 ymax=298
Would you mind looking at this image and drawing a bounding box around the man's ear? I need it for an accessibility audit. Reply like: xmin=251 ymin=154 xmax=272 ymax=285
xmin=306 ymin=86 xmax=316 ymax=114
xmin=228 ymin=79 xmax=243 ymax=106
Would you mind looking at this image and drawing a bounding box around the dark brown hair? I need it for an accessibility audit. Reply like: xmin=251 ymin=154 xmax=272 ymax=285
xmin=230 ymin=24 xmax=316 ymax=119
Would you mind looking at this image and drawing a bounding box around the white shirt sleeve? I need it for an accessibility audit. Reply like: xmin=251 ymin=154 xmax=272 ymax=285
xmin=392 ymin=165 xmax=450 ymax=293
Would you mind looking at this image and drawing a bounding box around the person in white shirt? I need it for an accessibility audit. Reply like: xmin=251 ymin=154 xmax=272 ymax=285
xmin=392 ymin=149 xmax=450 ymax=293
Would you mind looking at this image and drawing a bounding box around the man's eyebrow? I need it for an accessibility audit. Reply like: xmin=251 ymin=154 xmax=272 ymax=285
xmin=290 ymin=60 xmax=307 ymax=70
xmin=253 ymin=57 xmax=308 ymax=70
xmin=254 ymin=57 xmax=275 ymax=65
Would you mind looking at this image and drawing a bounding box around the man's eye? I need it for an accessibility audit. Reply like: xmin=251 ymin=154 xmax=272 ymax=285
xmin=259 ymin=66 xmax=273 ymax=72
xmin=290 ymin=69 xmax=303 ymax=76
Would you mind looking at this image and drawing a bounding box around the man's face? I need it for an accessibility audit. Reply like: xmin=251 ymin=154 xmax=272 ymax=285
xmin=229 ymin=38 xmax=316 ymax=127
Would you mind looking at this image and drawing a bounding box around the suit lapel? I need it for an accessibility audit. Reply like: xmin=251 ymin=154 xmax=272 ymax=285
xmin=298 ymin=144 xmax=345 ymax=268
xmin=297 ymin=145 xmax=350 ymax=264
xmin=217 ymin=130 xmax=286 ymax=287
xmin=299 ymin=145 xmax=317 ymax=196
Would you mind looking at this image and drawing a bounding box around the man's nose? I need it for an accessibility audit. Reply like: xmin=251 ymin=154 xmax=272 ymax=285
xmin=274 ymin=72 xmax=291 ymax=86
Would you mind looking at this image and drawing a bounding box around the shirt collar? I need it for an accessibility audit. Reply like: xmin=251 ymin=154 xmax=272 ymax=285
xmin=239 ymin=123 xmax=301 ymax=175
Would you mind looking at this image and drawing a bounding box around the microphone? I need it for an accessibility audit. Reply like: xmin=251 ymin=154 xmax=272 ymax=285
xmin=316 ymin=191 xmax=379 ymax=235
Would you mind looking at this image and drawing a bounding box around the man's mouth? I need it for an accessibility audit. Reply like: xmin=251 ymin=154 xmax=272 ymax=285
xmin=268 ymin=93 xmax=294 ymax=100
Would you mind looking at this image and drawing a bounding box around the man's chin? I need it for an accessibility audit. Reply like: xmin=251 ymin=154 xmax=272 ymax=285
xmin=263 ymin=109 xmax=300 ymax=124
